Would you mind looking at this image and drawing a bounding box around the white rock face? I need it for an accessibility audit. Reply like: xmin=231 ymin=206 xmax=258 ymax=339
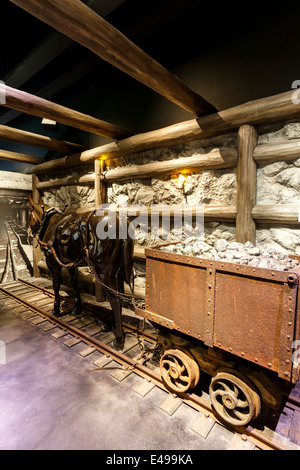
xmin=0 ymin=170 xmax=32 ymax=191
xmin=39 ymin=119 xmax=300 ymax=289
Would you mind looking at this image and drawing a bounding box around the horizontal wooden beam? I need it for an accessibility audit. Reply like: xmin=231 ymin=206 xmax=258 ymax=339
xmin=252 ymin=204 xmax=300 ymax=224
xmin=36 ymin=173 xmax=94 ymax=191
xmin=32 ymin=88 xmax=300 ymax=175
xmin=254 ymin=139 xmax=300 ymax=165
xmin=10 ymin=0 xmax=215 ymax=117
xmin=0 ymin=124 xmax=83 ymax=153
xmin=0 ymin=84 xmax=132 ymax=140
xmin=103 ymin=148 xmax=237 ymax=182
xmin=0 ymin=149 xmax=44 ymax=165
xmin=63 ymin=204 xmax=237 ymax=222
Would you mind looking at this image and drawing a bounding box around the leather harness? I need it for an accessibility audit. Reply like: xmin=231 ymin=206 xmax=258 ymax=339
xmin=36 ymin=208 xmax=95 ymax=269
xmin=33 ymin=206 xmax=138 ymax=305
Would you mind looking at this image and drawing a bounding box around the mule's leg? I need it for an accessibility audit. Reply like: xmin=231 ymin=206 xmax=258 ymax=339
xmin=69 ymin=268 xmax=82 ymax=315
xmin=46 ymin=255 xmax=62 ymax=316
xmin=105 ymin=288 xmax=125 ymax=351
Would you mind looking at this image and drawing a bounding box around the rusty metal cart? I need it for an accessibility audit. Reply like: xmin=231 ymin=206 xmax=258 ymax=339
xmin=135 ymin=243 xmax=300 ymax=426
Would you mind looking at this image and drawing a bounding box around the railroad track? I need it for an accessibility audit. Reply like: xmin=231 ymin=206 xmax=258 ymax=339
xmin=0 ymin=221 xmax=32 ymax=284
xmin=0 ymin=277 xmax=299 ymax=451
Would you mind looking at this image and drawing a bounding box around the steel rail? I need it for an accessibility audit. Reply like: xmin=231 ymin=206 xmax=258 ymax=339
xmin=0 ymin=280 xmax=295 ymax=451
xmin=16 ymin=277 xmax=157 ymax=344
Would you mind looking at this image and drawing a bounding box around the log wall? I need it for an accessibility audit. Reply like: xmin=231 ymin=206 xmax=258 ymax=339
xmin=31 ymin=90 xmax=300 ymax=289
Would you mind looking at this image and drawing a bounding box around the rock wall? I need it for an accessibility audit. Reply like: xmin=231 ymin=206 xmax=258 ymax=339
xmin=106 ymin=133 xmax=238 ymax=246
xmin=38 ymin=119 xmax=300 ymax=293
xmin=42 ymin=166 xmax=95 ymax=210
xmin=256 ymin=121 xmax=300 ymax=255
xmin=0 ymin=170 xmax=32 ymax=191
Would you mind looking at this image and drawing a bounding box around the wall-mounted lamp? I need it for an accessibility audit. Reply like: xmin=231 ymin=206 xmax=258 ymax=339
xmin=177 ymin=172 xmax=191 ymax=191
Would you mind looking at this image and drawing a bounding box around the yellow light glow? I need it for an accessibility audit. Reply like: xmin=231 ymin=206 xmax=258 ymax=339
xmin=100 ymin=154 xmax=109 ymax=161
xmin=177 ymin=173 xmax=186 ymax=187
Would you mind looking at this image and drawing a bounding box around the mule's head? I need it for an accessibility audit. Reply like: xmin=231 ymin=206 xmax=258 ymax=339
xmin=28 ymin=195 xmax=45 ymax=240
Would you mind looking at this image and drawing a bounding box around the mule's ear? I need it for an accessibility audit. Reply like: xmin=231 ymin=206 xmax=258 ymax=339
xmin=28 ymin=195 xmax=34 ymax=205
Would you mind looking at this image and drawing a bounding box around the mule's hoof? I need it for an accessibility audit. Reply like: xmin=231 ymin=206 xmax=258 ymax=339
xmin=111 ymin=339 xmax=125 ymax=351
xmin=98 ymin=320 xmax=112 ymax=332
xmin=72 ymin=307 xmax=82 ymax=315
xmin=52 ymin=310 xmax=62 ymax=317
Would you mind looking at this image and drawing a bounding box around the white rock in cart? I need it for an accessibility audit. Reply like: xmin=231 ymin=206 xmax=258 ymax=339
xmin=248 ymin=247 xmax=261 ymax=256
xmin=215 ymin=239 xmax=228 ymax=252
xmin=159 ymin=237 xmax=300 ymax=272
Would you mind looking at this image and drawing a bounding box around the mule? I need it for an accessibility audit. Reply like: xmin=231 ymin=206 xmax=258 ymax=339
xmin=28 ymin=196 xmax=134 ymax=350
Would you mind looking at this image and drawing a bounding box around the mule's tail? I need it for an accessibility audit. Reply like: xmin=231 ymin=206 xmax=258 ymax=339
xmin=121 ymin=238 xmax=135 ymax=293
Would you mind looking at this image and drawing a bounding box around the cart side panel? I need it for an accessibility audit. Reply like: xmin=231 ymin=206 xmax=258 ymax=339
xmin=146 ymin=257 xmax=207 ymax=340
xmin=214 ymin=272 xmax=298 ymax=379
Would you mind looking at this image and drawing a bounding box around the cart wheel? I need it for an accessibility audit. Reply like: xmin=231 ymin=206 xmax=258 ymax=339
xmin=209 ymin=370 xmax=261 ymax=427
xmin=160 ymin=348 xmax=200 ymax=393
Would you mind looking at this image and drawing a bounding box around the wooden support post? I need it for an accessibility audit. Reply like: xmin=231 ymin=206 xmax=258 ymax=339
xmin=32 ymin=174 xmax=42 ymax=277
xmin=236 ymin=125 xmax=257 ymax=244
xmin=94 ymin=159 xmax=105 ymax=301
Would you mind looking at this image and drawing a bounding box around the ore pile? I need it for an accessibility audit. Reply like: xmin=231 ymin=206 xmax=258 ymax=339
xmin=160 ymin=238 xmax=300 ymax=271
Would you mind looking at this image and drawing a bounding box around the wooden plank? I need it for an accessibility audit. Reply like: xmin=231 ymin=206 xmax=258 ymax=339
xmin=236 ymin=125 xmax=257 ymax=244
xmin=0 ymin=124 xmax=83 ymax=153
xmin=78 ymin=345 xmax=96 ymax=357
xmin=32 ymin=88 xmax=300 ymax=175
xmin=254 ymin=139 xmax=300 ymax=165
xmin=10 ymin=0 xmax=216 ymax=117
xmin=64 ymin=204 xmax=237 ymax=221
xmin=0 ymin=148 xmax=44 ymax=165
xmin=36 ymin=173 xmax=94 ymax=190
xmin=252 ymin=204 xmax=300 ymax=224
xmin=188 ymin=412 xmax=215 ymax=439
xmin=158 ymin=394 xmax=182 ymax=416
xmin=228 ymin=434 xmax=256 ymax=450
xmin=0 ymin=84 xmax=132 ymax=140
xmin=103 ymin=148 xmax=238 ymax=182
xmin=289 ymin=409 xmax=300 ymax=445
xmin=132 ymin=378 xmax=156 ymax=397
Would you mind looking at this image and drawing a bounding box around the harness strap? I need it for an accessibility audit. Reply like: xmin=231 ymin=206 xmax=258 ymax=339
xmin=37 ymin=210 xmax=95 ymax=269
xmin=36 ymin=207 xmax=143 ymax=307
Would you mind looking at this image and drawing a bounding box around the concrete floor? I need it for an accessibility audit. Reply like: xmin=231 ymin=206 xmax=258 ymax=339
xmin=0 ymin=298 xmax=237 ymax=451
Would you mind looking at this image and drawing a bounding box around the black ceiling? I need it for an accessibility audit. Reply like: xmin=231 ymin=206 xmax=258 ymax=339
xmin=1 ymin=0 xmax=300 ymax=172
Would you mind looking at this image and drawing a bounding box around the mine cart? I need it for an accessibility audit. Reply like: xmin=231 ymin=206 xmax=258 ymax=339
xmin=135 ymin=243 xmax=300 ymax=426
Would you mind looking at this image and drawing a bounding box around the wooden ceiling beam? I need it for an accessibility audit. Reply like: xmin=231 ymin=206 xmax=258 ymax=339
xmin=0 ymin=84 xmax=132 ymax=140
xmin=32 ymin=87 xmax=300 ymax=175
xmin=0 ymin=149 xmax=44 ymax=165
xmin=9 ymin=0 xmax=216 ymax=117
xmin=0 ymin=124 xmax=83 ymax=153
